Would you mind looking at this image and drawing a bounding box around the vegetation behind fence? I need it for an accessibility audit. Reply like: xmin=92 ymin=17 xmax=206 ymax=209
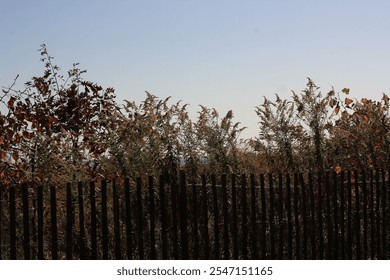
xmin=0 ymin=169 xmax=389 ymax=260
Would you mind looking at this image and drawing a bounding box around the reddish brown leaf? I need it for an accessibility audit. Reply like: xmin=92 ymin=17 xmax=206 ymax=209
xmin=7 ymin=97 xmax=15 ymax=109
xmin=12 ymin=151 xmax=19 ymax=161
xmin=345 ymin=98 xmax=353 ymax=106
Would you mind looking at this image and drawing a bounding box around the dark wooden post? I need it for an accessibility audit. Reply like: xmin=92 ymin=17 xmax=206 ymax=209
xmin=325 ymin=172 xmax=332 ymax=259
xmin=374 ymin=169 xmax=381 ymax=259
xmin=347 ymin=170 xmax=352 ymax=259
xmin=113 ymin=179 xmax=122 ymax=260
xmin=22 ymin=183 xmax=30 ymax=259
xmin=136 ymin=177 xmax=144 ymax=259
xmin=354 ymin=170 xmax=361 ymax=259
xmin=101 ymin=180 xmax=109 ymax=260
xmin=369 ymin=170 xmax=375 ymax=259
xmin=308 ymin=172 xmax=317 ymax=259
xmin=170 ymin=174 xmax=179 ymax=259
xmin=159 ymin=175 xmax=168 ymax=259
xmin=300 ymin=173 xmax=308 ymax=260
xmin=332 ymin=171 xmax=339 ymax=259
xmin=293 ymin=174 xmax=301 ymax=259
xmin=277 ymin=173 xmax=284 ymax=259
xmin=231 ymin=174 xmax=238 ymax=259
xmin=285 ymin=174 xmax=293 ymax=259
xmin=89 ymin=181 xmax=98 ymax=259
xmin=317 ymin=171 xmax=324 ymax=259
xmin=381 ymin=169 xmax=387 ymax=259
xmin=191 ymin=180 xmax=199 ymax=259
xmin=260 ymin=174 xmax=267 ymax=259
xmin=9 ymin=185 xmax=16 ymax=259
xmin=339 ymin=171 xmax=345 ymax=259
xmin=241 ymin=174 xmax=248 ymax=259
xmin=269 ymin=173 xmax=276 ymax=259
xmin=0 ymin=184 xmax=2 ymax=259
xmin=201 ymin=174 xmax=210 ymax=259
xmin=66 ymin=182 xmax=73 ymax=260
xmin=179 ymin=171 xmax=188 ymax=259
xmin=250 ymin=174 xmax=258 ymax=259
xmin=222 ymin=174 xmax=230 ymax=259
xmin=148 ymin=176 xmax=156 ymax=259
xmin=77 ymin=182 xmax=86 ymax=260
xmin=124 ymin=178 xmax=133 ymax=260
xmin=211 ymin=174 xmax=220 ymax=259
xmin=382 ymin=170 xmax=390 ymax=259
xmin=49 ymin=185 xmax=58 ymax=260
xmin=362 ymin=170 xmax=368 ymax=259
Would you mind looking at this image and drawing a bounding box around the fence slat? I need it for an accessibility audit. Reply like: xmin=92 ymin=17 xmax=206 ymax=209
xmin=48 ymin=185 xmax=58 ymax=260
xmin=332 ymin=171 xmax=339 ymax=259
xmin=268 ymin=174 xmax=275 ymax=259
xmin=77 ymin=182 xmax=86 ymax=260
xmin=277 ymin=173 xmax=284 ymax=259
xmin=136 ymin=177 xmax=144 ymax=259
xmin=347 ymin=170 xmax=352 ymax=259
xmin=308 ymin=172 xmax=317 ymax=259
xmin=368 ymin=170 xmax=374 ymax=259
xmin=317 ymin=172 xmax=324 ymax=259
xmin=124 ymin=178 xmax=133 ymax=259
xmin=211 ymin=174 xmax=220 ymax=259
xmin=374 ymin=169 xmax=380 ymax=259
xmin=300 ymin=173 xmax=308 ymax=260
xmin=260 ymin=174 xmax=268 ymax=259
xmin=375 ymin=169 xmax=382 ymax=259
xmin=22 ymin=183 xmax=30 ymax=260
xmin=9 ymin=185 xmax=16 ymax=260
xmin=293 ymin=174 xmax=300 ymax=260
xmin=362 ymin=170 xmax=368 ymax=260
xmin=250 ymin=174 xmax=258 ymax=259
xmin=148 ymin=176 xmax=156 ymax=259
xmin=101 ymin=180 xmax=109 ymax=260
xmin=325 ymin=172 xmax=332 ymax=259
xmin=201 ymin=174 xmax=210 ymax=259
xmin=66 ymin=183 xmax=73 ymax=260
xmin=222 ymin=174 xmax=230 ymax=260
xmin=0 ymin=184 xmax=2 ymax=260
xmin=113 ymin=179 xmax=122 ymax=260
xmin=381 ymin=169 xmax=387 ymax=259
xmin=231 ymin=174 xmax=238 ymax=259
xmin=387 ymin=168 xmax=390 ymax=260
xmin=89 ymin=181 xmax=98 ymax=259
xmin=382 ymin=170 xmax=390 ymax=260
xmin=339 ymin=171 xmax=345 ymax=259
xmin=191 ymin=180 xmax=199 ymax=259
xmin=241 ymin=174 xmax=248 ymax=259
xmin=354 ymin=170 xmax=361 ymax=259
xmin=170 ymin=174 xmax=179 ymax=259
xmin=285 ymin=174 xmax=293 ymax=259
xmin=0 ymin=183 xmax=3 ymax=259
xmin=179 ymin=171 xmax=188 ymax=259
xmin=158 ymin=176 xmax=168 ymax=259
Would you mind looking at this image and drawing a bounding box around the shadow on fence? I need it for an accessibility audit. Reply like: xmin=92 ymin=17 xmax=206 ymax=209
xmin=0 ymin=169 xmax=389 ymax=260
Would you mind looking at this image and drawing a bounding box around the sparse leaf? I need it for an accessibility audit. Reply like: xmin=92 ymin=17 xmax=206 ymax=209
xmin=345 ymin=98 xmax=353 ymax=106
xmin=335 ymin=105 xmax=340 ymax=114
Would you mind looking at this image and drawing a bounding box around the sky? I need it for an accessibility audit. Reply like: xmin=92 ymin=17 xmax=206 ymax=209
xmin=1 ymin=0 xmax=390 ymax=138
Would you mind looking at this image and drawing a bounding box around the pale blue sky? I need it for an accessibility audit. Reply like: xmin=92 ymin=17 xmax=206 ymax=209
xmin=1 ymin=0 xmax=390 ymax=138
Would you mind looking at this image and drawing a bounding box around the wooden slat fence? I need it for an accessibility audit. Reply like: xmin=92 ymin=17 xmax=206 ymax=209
xmin=0 ymin=169 xmax=389 ymax=259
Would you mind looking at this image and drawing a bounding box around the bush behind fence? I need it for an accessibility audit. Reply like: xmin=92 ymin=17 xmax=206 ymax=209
xmin=0 ymin=169 xmax=389 ymax=259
